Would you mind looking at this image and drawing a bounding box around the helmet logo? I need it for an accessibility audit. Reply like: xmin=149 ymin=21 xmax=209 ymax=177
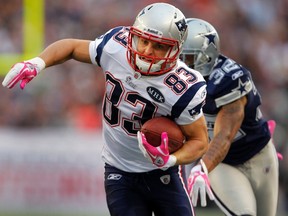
xmin=204 ymin=33 xmax=216 ymax=44
xmin=175 ymin=18 xmax=187 ymax=39
xmin=196 ymin=32 xmax=217 ymax=52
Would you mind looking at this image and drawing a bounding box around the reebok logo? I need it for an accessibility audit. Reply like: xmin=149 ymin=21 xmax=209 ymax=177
xmin=107 ymin=174 xmax=122 ymax=180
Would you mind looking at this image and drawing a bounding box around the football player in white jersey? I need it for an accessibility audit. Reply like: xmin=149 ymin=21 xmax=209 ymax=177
xmin=2 ymin=3 xmax=209 ymax=216
xmin=181 ymin=18 xmax=279 ymax=216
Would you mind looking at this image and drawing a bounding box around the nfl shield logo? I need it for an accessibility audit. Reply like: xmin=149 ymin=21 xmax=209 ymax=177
xmin=160 ymin=175 xmax=171 ymax=185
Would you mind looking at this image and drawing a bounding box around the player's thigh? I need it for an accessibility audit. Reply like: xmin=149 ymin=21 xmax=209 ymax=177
xmin=209 ymin=163 xmax=256 ymax=216
xmin=104 ymin=164 xmax=151 ymax=216
xmin=149 ymin=166 xmax=194 ymax=216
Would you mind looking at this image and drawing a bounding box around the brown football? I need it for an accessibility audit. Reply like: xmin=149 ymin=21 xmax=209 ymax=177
xmin=140 ymin=116 xmax=185 ymax=153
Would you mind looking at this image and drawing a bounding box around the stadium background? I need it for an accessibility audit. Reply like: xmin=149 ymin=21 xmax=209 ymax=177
xmin=0 ymin=0 xmax=287 ymax=215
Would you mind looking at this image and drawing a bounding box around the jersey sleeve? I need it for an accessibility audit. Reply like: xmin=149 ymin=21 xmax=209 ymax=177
xmin=174 ymin=80 xmax=207 ymax=125
xmin=208 ymin=66 xmax=253 ymax=108
xmin=89 ymin=26 xmax=127 ymax=67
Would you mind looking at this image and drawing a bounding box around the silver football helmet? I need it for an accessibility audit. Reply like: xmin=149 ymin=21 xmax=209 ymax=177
xmin=127 ymin=3 xmax=188 ymax=76
xmin=181 ymin=18 xmax=220 ymax=76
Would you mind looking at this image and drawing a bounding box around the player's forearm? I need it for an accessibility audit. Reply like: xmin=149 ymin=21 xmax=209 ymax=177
xmin=202 ymin=115 xmax=242 ymax=172
xmin=174 ymin=138 xmax=208 ymax=165
xmin=202 ymin=135 xmax=231 ymax=172
xmin=176 ymin=116 xmax=209 ymax=164
xmin=38 ymin=39 xmax=91 ymax=67
xmin=203 ymin=99 xmax=246 ymax=172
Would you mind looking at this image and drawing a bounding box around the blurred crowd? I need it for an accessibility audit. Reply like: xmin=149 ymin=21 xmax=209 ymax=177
xmin=0 ymin=0 xmax=287 ymax=213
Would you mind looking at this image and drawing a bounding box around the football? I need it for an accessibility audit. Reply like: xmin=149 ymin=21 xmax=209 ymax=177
xmin=140 ymin=116 xmax=185 ymax=153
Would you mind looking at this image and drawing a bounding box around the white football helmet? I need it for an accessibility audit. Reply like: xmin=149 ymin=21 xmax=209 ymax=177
xmin=181 ymin=18 xmax=220 ymax=77
xmin=127 ymin=3 xmax=188 ymax=76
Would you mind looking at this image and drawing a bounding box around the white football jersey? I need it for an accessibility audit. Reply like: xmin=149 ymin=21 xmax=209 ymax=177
xmin=89 ymin=26 xmax=207 ymax=172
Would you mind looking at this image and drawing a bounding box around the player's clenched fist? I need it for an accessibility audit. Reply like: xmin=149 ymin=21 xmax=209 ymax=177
xmin=2 ymin=57 xmax=45 ymax=89
xmin=138 ymin=131 xmax=177 ymax=170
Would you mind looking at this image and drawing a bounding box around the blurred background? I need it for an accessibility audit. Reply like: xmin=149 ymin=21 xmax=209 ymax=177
xmin=0 ymin=0 xmax=287 ymax=215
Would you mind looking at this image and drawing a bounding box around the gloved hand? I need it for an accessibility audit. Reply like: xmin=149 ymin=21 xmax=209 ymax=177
xmin=187 ymin=159 xmax=215 ymax=207
xmin=268 ymin=120 xmax=283 ymax=160
xmin=2 ymin=57 xmax=46 ymax=89
xmin=138 ymin=131 xmax=176 ymax=170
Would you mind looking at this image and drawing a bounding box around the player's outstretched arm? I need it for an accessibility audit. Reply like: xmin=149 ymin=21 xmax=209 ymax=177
xmin=39 ymin=39 xmax=91 ymax=67
xmin=2 ymin=39 xmax=91 ymax=89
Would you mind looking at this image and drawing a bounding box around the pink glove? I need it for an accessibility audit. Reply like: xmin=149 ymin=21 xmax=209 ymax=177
xmin=268 ymin=120 xmax=283 ymax=160
xmin=2 ymin=57 xmax=45 ymax=89
xmin=187 ymin=160 xmax=215 ymax=207
xmin=137 ymin=131 xmax=176 ymax=170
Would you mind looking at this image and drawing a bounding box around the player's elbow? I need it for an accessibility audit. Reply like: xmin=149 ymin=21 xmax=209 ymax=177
xmin=199 ymin=140 xmax=209 ymax=156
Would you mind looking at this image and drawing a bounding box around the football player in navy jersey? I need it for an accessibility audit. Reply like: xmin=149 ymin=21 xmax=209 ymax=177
xmin=181 ymin=18 xmax=279 ymax=216
xmin=2 ymin=3 xmax=209 ymax=216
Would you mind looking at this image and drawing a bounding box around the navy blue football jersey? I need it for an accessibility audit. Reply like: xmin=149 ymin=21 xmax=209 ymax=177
xmin=204 ymin=54 xmax=271 ymax=165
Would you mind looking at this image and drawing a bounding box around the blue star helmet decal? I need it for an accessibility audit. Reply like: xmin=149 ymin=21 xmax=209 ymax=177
xmin=204 ymin=33 xmax=216 ymax=45
xmin=197 ymin=31 xmax=217 ymax=51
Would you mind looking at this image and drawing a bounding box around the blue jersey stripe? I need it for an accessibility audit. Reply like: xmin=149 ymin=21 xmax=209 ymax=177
xmin=171 ymin=81 xmax=206 ymax=119
xmin=96 ymin=26 xmax=124 ymax=66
